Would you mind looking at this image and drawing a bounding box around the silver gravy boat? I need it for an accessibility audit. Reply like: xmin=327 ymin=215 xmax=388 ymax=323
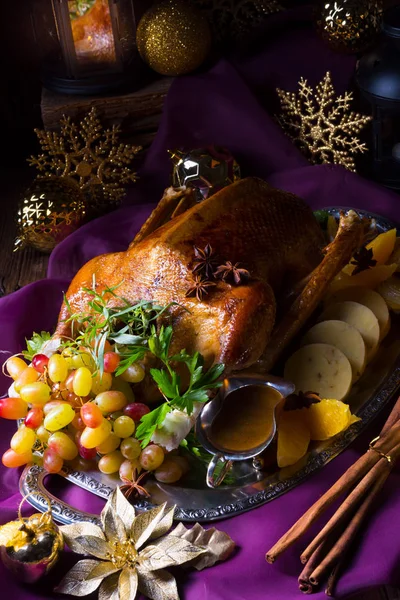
xmin=195 ymin=373 xmax=295 ymax=488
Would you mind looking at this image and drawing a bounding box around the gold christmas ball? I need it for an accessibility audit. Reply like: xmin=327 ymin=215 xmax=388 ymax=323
xmin=137 ymin=0 xmax=212 ymax=76
xmin=0 ymin=512 xmax=63 ymax=583
xmin=315 ymin=0 xmax=383 ymax=54
xmin=15 ymin=176 xmax=86 ymax=254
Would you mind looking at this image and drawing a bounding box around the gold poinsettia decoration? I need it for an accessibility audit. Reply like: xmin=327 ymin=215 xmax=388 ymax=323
xmin=56 ymin=488 xmax=235 ymax=600
xmin=276 ymin=71 xmax=371 ymax=172
xmin=28 ymin=107 xmax=141 ymax=212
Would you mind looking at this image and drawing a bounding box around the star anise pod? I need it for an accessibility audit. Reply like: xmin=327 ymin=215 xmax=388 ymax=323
xmin=192 ymin=243 xmax=217 ymax=278
xmin=214 ymin=261 xmax=250 ymax=285
xmin=284 ymin=391 xmax=321 ymax=411
xmin=350 ymin=246 xmax=377 ymax=276
xmin=185 ymin=275 xmax=216 ymax=301
xmin=120 ymin=469 xmax=151 ymax=499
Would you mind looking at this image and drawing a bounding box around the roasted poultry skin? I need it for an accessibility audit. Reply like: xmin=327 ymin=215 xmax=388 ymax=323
xmin=56 ymin=177 xmax=326 ymax=372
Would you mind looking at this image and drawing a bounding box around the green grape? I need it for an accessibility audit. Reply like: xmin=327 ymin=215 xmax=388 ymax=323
xmin=111 ymin=376 xmax=135 ymax=403
xmin=14 ymin=367 xmax=40 ymax=392
xmin=98 ymin=450 xmax=124 ymax=474
xmin=120 ymin=437 xmax=141 ymax=460
xmin=120 ymin=363 xmax=145 ymax=383
xmin=48 ymin=432 xmax=78 ymax=460
xmin=48 ymin=354 xmax=68 ymax=383
xmin=70 ymin=352 xmax=95 ymax=371
xmin=20 ymin=382 xmax=51 ymax=406
xmin=73 ymin=367 xmax=92 ymax=397
xmin=44 ymin=403 xmax=75 ymax=432
xmin=119 ymin=459 xmax=138 ymax=481
xmin=96 ymin=433 xmax=121 ymax=454
xmin=154 ymin=458 xmax=183 ymax=483
xmin=36 ymin=425 xmax=50 ymax=444
xmin=94 ymin=391 xmax=127 ymax=414
xmin=91 ymin=371 xmax=112 ymax=395
xmin=140 ymin=444 xmax=164 ymax=471
xmin=113 ymin=416 xmax=135 ymax=438
xmin=10 ymin=425 xmax=36 ymax=455
xmin=80 ymin=419 xmax=112 ymax=449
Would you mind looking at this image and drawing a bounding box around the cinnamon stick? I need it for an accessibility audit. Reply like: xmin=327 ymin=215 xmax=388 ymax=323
xmin=309 ymin=465 xmax=392 ymax=586
xmin=298 ymin=535 xmax=335 ymax=594
xmin=325 ymin=560 xmax=343 ymax=596
xmin=266 ymin=420 xmax=400 ymax=564
xmin=299 ymin=453 xmax=393 ymax=564
xmin=380 ymin=394 xmax=400 ymax=436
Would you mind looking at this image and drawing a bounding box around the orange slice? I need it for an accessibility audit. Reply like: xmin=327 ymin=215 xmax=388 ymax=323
xmin=305 ymin=399 xmax=351 ymax=441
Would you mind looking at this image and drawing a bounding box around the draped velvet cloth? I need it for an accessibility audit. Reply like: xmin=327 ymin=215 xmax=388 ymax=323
xmin=1 ymin=7 xmax=400 ymax=600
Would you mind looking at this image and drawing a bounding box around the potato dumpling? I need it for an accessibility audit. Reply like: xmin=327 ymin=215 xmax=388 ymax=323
xmin=284 ymin=343 xmax=352 ymax=402
xmin=325 ymin=287 xmax=390 ymax=340
xmin=301 ymin=320 xmax=366 ymax=382
xmin=318 ymin=301 xmax=380 ymax=360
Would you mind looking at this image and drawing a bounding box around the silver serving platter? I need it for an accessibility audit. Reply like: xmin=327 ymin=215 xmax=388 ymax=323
xmin=20 ymin=208 xmax=400 ymax=525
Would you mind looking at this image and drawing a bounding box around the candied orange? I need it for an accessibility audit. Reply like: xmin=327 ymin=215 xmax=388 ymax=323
xmin=330 ymin=264 xmax=397 ymax=293
xmin=343 ymin=229 xmax=397 ymax=277
xmin=367 ymin=228 xmax=397 ymax=266
xmin=277 ymin=411 xmax=310 ymax=468
xmin=305 ymin=399 xmax=351 ymax=441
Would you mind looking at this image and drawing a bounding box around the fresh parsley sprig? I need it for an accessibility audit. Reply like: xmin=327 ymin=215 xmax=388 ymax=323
xmin=135 ymin=325 xmax=224 ymax=447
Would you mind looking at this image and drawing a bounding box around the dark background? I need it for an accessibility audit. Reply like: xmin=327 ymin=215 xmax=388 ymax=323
xmin=0 ymin=0 xmax=314 ymax=167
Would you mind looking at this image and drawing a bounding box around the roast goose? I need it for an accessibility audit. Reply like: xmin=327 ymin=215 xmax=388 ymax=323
xmin=55 ymin=177 xmax=366 ymax=376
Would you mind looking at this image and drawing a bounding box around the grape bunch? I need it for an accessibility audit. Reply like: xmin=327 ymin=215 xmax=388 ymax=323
xmin=1 ymin=349 xmax=187 ymax=487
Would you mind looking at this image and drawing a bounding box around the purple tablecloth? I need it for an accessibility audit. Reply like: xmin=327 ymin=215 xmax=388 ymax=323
xmin=1 ymin=8 xmax=400 ymax=600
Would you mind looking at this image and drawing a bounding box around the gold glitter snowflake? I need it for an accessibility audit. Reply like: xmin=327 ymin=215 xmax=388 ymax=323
xmin=193 ymin=0 xmax=283 ymax=41
xmin=276 ymin=71 xmax=371 ymax=172
xmin=28 ymin=107 xmax=141 ymax=210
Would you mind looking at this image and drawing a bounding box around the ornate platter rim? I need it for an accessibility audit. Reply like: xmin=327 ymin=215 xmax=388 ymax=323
xmin=19 ymin=207 xmax=400 ymax=524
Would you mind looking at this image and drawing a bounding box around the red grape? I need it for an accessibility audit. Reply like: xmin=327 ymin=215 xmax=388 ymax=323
xmin=103 ymin=352 xmax=120 ymax=373
xmin=71 ymin=413 xmax=85 ymax=431
xmin=25 ymin=407 xmax=44 ymax=429
xmin=123 ymin=402 xmax=150 ymax=422
xmin=43 ymin=448 xmax=64 ymax=473
xmin=0 ymin=397 xmax=28 ymax=420
xmin=31 ymin=354 xmax=49 ymax=373
xmin=2 ymin=448 xmax=32 ymax=468
xmin=76 ymin=434 xmax=97 ymax=460
xmin=65 ymin=371 xmax=76 ymax=392
xmin=81 ymin=403 xmax=103 ymax=428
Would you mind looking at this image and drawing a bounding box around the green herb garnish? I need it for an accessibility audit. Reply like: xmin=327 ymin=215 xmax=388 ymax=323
xmin=23 ymin=331 xmax=52 ymax=361
xmin=60 ymin=279 xmax=224 ymax=447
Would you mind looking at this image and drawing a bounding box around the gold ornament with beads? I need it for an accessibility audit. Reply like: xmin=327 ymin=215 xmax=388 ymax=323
xmin=28 ymin=107 xmax=141 ymax=215
xmin=276 ymin=71 xmax=371 ymax=172
xmin=315 ymin=0 xmax=383 ymax=54
xmin=15 ymin=177 xmax=86 ymax=253
xmin=136 ymin=0 xmax=212 ymax=76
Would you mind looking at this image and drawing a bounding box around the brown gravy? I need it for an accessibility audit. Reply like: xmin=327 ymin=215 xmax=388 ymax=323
xmin=210 ymin=385 xmax=281 ymax=452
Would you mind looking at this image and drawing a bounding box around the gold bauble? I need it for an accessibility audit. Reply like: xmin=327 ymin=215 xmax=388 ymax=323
xmin=137 ymin=0 xmax=212 ymax=76
xmin=315 ymin=0 xmax=383 ymax=54
xmin=15 ymin=176 xmax=86 ymax=254
xmin=0 ymin=511 xmax=63 ymax=583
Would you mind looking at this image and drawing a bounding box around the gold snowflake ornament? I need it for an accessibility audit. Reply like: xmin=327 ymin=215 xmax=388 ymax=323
xmin=276 ymin=71 xmax=371 ymax=172
xmin=28 ymin=107 xmax=141 ymax=212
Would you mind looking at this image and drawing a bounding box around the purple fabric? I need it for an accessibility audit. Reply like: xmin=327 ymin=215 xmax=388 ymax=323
xmin=2 ymin=7 xmax=400 ymax=600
